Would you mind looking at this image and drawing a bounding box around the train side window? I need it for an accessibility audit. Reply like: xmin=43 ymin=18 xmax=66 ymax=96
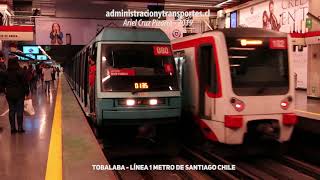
xmin=199 ymin=45 xmax=218 ymax=94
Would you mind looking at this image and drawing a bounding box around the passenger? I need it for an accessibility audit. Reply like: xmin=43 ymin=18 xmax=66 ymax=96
xmin=56 ymin=67 xmax=60 ymax=78
xmin=0 ymin=55 xmax=6 ymax=94
xmin=38 ymin=64 xmax=44 ymax=88
xmin=88 ymin=55 xmax=96 ymax=116
xmin=51 ymin=66 xmax=56 ymax=88
xmin=26 ymin=65 xmax=35 ymax=93
xmin=3 ymin=58 xmax=28 ymax=133
xmin=42 ymin=65 xmax=53 ymax=94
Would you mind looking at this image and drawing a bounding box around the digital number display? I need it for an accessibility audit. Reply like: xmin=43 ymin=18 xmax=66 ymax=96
xmin=134 ymin=82 xmax=149 ymax=89
xmin=153 ymin=46 xmax=172 ymax=56
xmin=269 ymin=38 xmax=287 ymax=49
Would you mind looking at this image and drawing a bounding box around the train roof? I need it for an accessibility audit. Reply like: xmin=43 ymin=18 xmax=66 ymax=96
xmin=216 ymin=27 xmax=287 ymax=38
xmin=94 ymin=27 xmax=170 ymax=43
xmin=171 ymin=28 xmax=287 ymax=46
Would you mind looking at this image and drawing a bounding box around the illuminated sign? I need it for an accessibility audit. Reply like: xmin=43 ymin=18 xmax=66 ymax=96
xmin=18 ymin=54 xmax=36 ymax=60
xmin=18 ymin=56 xmax=28 ymax=60
xmin=134 ymin=82 xmax=149 ymax=89
xmin=269 ymin=38 xmax=287 ymax=49
xmin=25 ymin=54 xmax=36 ymax=59
xmin=37 ymin=55 xmax=48 ymax=60
xmin=153 ymin=46 xmax=172 ymax=56
xmin=109 ymin=69 xmax=135 ymax=76
xmin=23 ymin=46 xmax=40 ymax=54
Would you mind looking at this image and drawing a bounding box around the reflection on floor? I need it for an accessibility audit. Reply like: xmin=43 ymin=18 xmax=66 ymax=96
xmin=0 ymin=80 xmax=58 ymax=180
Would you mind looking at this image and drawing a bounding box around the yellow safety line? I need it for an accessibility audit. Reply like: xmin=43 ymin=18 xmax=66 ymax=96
xmin=295 ymin=109 xmax=320 ymax=116
xmin=45 ymin=79 xmax=62 ymax=180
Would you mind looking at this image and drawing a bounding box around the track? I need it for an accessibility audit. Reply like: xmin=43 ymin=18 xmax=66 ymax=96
xmin=186 ymin=145 xmax=320 ymax=180
xmin=110 ymin=156 xmax=213 ymax=180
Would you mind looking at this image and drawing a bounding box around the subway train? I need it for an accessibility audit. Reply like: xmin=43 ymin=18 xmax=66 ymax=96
xmin=64 ymin=27 xmax=181 ymax=140
xmin=172 ymin=28 xmax=297 ymax=145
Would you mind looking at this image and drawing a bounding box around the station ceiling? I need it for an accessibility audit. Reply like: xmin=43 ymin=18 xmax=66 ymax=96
xmin=12 ymin=0 xmax=251 ymax=63
xmin=13 ymin=0 xmax=248 ymax=17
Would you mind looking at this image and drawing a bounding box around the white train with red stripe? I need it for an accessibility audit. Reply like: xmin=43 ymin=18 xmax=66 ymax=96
xmin=172 ymin=28 xmax=297 ymax=144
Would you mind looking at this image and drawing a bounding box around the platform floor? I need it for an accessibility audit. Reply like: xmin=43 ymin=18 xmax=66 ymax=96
xmin=295 ymin=90 xmax=320 ymax=120
xmin=0 ymin=80 xmax=57 ymax=180
xmin=0 ymin=76 xmax=116 ymax=180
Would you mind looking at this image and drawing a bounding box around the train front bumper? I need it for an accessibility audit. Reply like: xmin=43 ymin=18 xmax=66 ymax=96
xmin=96 ymin=97 xmax=181 ymax=125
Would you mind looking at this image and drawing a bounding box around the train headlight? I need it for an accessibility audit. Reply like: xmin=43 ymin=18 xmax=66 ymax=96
xmin=280 ymin=96 xmax=292 ymax=110
xmin=126 ymin=99 xmax=135 ymax=106
xmin=280 ymin=101 xmax=289 ymax=109
xmin=230 ymin=98 xmax=245 ymax=112
xmin=149 ymin=99 xmax=158 ymax=106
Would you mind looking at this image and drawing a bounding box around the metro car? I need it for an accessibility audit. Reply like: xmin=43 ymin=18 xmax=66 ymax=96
xmin=65 ymin=27 xmax=181 ymax=139
xmin=172 ymin=28 xmax=297 ymax=144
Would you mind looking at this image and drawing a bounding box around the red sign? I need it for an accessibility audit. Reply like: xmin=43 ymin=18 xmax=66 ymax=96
xmin=153 ymin=46 xmax=172 ymax=56
xmin=109 ymin=69 xmax=135 ymax=76
xmin=0 ymin=26 xmax=34 ymax=41
xmin=269 ymin=38 xmax=287 ymax=49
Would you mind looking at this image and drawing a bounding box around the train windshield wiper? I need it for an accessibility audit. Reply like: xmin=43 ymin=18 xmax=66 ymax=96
xmin=131 ymin=89 xmax=150 ymax=95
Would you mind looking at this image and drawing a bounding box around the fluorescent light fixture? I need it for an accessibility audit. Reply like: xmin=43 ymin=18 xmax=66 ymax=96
xmin=229 ymin=56 xmax=248 ymax=59
xmin=240 ymin=39 xmax=263 ymax=46
xmin=92 ymin=1 xmax=215 ymax=8
xmin=165 ymin=3 xmax=215 ymax=8
xmin=230 ymin=64 xmax=240 ymax=67
xmin=38 ymin=45 xmax=51 ymax=60
xmin=215 ymin=0 xmax=234 ymax=8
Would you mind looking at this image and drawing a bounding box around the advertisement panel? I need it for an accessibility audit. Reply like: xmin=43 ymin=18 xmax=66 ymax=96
xmin=35 ymin=18 xmax=184 ymax=45
xmin=238 ymin=0 xmax=309 ymax=89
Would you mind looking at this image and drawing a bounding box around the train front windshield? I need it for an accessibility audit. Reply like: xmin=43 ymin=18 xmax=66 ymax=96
xmin=100 ymin=44 xmax=179 ymax=92
xmin=227 ymin=37 xmax=289 ymax=96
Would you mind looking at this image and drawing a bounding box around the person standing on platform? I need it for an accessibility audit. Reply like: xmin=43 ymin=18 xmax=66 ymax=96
xmin=3 ymin=58 xmax=28 ymax=133
xmin=51 ymin=66 xmax=56 ymax=88
xmin=56 ymin=67 xmax=60 ymax=78
xmin=0 ymin=55 xmax=6 ymax=94
xmin=89 ymin=55 xmax=96 ymax=116
xmin=26 ymin=65 xmax=35 ymax=93
xmin=38 ymin=64 xmax=44 ymax=88
xmin=42 ymin=65 xmax=53 ymax=94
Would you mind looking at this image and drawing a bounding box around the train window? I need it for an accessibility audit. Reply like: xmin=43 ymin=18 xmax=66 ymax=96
xmin=199 ymin=45 xmax=218 ymax=94
xmin=227 ymin=37 xmax=289 ymax=96
xmin=100 ymin=44 xmax=179 ymax=92
xmin=174 ymin=51 xmax=186 ymax=90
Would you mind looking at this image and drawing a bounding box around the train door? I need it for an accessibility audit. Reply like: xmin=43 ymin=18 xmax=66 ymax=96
xmin=198 ymin=45 xmax=215 ymax=119
xmin=84 ymin=48 xmax=89 ymax=107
